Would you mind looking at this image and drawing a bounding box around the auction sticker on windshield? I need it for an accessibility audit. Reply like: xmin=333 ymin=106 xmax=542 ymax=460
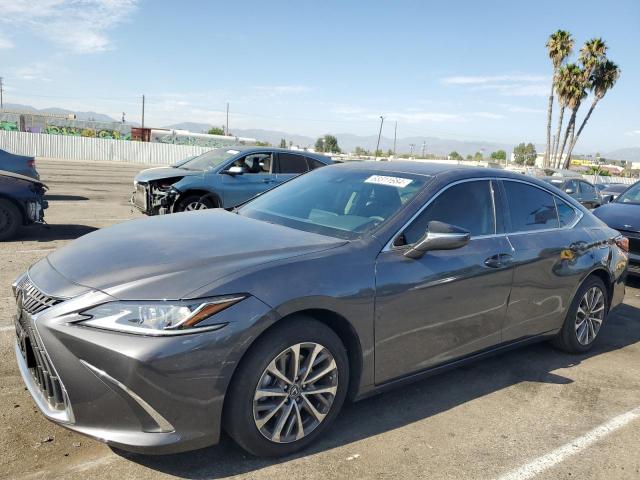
xmin=365 ymin=175 xmax=413 ymax=188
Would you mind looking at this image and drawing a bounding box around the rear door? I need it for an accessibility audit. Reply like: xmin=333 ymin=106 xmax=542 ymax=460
xmin=274 ymin=152 xmax=310 ymax=184
xmin=500 ymin=179 xmax=589 ymax=341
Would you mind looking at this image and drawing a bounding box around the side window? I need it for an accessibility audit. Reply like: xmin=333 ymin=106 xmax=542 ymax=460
xmin=231 ymin=153 xmax=272 ymax=174
xmin=278 ymin=153 xmax=309 ymax=174
xmin=401 ymin=180 xmax=495 ymax=245
xmin=580 ymin=181 xmax=596 ymax=196
xmin=555 ymin=197 xmax=578 ymax=227
xmin=503 ymin=181 xmax=559 ymax=232
xmin=565 ymin=179 xmax=579 ymax=194
xmin=307 ymin=157 xmax=325 ymax=170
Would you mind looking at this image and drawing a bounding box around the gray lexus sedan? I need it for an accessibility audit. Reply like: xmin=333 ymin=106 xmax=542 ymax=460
xmin=13 ymin=161 xmax=628 ymax=457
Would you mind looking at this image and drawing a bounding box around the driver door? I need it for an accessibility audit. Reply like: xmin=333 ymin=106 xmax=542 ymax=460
xmin=374 ymin=179 xmax=513 ymax=384
xmin=220 ymin=152 xmax=276 ymax=207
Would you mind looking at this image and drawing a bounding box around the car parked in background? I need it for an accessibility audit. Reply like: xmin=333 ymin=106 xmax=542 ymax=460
xmin=15 ymin=162 xmax=627 ymax=457
xmin=543 ymin=177 xmax=602 ymax=209
xmin=0 ymin=170 xmax=47 ymax=240
xmin=595 ymin=182 xmax=630 ymax=203
xmin=0 ymin=148 xmax=39 ymax=179
xmin=593 ymin=180 xmax=640 ymax=275
xmin=132 ymin=147 xmax=332 ymax=215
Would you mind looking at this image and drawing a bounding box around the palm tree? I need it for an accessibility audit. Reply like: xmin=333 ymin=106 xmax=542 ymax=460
xmin=544 ymin=30 xmax=574 ymax=168
xmin=563 ymin=60 xmax=620 ymax=168
xmin=579 ymin=38 xmax=607 ymax=79
xmin=551 ymin=65 xmax=571 ymax=166
xmin=555 ymin=64 xmax=587 ymax=169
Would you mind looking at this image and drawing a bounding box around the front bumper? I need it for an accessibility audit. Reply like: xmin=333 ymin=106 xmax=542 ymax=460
xmin=13 ymin=274 xmax=273 ymax=454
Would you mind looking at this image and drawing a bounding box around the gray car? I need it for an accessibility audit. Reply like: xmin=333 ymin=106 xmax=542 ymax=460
xmin=13 ymin=161 xmax=627 ymax=457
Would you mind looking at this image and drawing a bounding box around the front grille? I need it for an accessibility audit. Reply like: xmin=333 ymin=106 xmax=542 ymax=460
xmin=14 ymin=277 xmax=68 ymax=410
xmin=15 ymin=277 xmax=63 ymax=315
xmin=16 ymin=316 xmax=66 ymax=408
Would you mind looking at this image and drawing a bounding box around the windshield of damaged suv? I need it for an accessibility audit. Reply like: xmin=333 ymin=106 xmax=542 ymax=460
xmin=178 ymin=148 xmax=241 ymax=171
xmin=238 ymin=167 xmax=429 ymax=239
xmin=615 ymin=182 xmax=640 ymax=205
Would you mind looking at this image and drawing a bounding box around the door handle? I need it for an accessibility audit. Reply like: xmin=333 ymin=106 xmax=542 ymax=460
xmin=484 ymin=253 xmax=513 ymax=269
xmin=262 ymin=178 xmax=274 ymax=183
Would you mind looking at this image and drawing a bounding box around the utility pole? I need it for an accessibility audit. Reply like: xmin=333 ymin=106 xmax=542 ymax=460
xmin=374 ymin=115 xmax=384 ymax=161
xmin=392 ymin=121 xmax=397 ymax=157
xmin=225 ymin=102 xmax=229 ymax=136
xmin=141 ymin=94 xmax=145 ymax=129
xmin=421 ymin=141 xmax=426 ymax=158
xmin=0 ymin=77 xmax=4 ymax=109
xmin=121 ymin=112 xmax=126 ymax=124
xmin=409 ymin=143 xmax=415 ymax=157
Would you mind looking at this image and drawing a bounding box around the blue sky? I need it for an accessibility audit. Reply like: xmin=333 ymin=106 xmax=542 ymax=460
xmin=1 ymin=0 xmax=639 ymax=151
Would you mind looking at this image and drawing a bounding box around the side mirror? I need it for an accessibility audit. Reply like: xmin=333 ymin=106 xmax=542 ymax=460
xmin=223 ymin=166 xmax=244 ymax=176
xmin=564 ymin=188 xmax=575 ymax=195
xmin=404 ymin=221 xmax=470 ymax=259
xmin=601 ymin=194 xmax=613 ymax=204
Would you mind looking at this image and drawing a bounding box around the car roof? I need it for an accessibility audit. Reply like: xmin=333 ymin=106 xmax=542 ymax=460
xmin=330 ymin=160 xmax=537 ymax=180
xmin=230 ymin=146 xmax=331 ymax=162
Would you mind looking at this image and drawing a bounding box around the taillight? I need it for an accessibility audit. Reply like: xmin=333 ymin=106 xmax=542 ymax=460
xmin=615 ymin=236 xmax=629 ymax=253
xmin=27 ymin=159 xmax=36 ymax=169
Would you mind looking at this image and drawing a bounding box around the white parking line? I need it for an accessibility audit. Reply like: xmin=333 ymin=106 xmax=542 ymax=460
xmin=496 ymin=406 xmax=640 ymax=480
xmin=0 ymin=325 xmax=15 ymax=332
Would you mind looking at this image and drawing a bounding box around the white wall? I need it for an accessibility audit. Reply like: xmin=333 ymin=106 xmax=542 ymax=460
xmin=0 ymin=131 xmax=211 ymax=166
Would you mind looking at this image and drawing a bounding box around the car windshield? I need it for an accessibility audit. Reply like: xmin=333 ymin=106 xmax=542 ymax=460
xmin=178 ymin=148 xmax=241 ymax=171
xmin=615 ymin=182 xmax=640 ymax=204
xmin=239 ymin=167 xmax=429 ymax=240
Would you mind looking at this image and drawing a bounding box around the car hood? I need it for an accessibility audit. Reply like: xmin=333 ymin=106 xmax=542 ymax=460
xmin=40 ymin=210 xmax=346 ymax=300
xmin=0 ymin=169 xmax=47 ymax=188
xmin=134 ymin=166 xmax=202 ymax=183
xmin=593 ymin=202 xmax=640 ymax=232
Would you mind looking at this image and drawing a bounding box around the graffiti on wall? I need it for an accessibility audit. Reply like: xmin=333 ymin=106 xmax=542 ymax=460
xmin=44 ymin=125 xmax=132 ymax=140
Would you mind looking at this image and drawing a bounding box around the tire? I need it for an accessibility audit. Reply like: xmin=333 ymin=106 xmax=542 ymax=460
xmin=0 ymin=199 xmax=22 ymax=241
xmin=224 ymin=316 xmax=349 ymax=457
xmin=175 ymin=194 xmax=216 ymax=212
xmin=552 ymin=276 xmax=609 ymax=353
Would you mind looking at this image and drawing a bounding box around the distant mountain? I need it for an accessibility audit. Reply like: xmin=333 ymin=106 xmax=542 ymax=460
xmin=164 ymin=123 xmax=513 ymax=156
xmin=2 ymin=103 xmax=137 ymax=124
xmin=604 ymin=147 xmax=640 ymax=162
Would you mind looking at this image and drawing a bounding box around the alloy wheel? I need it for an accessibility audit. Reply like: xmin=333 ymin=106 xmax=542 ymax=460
xmin=575 ymin=286 xmax=605 ymax=345
xmin=253 ymin=342 xmax=338 ymax=444
xmin=184 ymin=201 xmax=208 ymax=211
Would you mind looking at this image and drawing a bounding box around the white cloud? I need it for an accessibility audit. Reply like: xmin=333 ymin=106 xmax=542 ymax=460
xmin=505 ymin=105 xmax=545 ymax=114
xmin=443 ymin=74 xmax=549 ymax=97
xmin=0 ymin=34 xmax=13 ymax=49
xmin=625 ymin=130 xmax=640 ymax=136
xmin=12 ymin=64 xmax=53 ymax=82
xmin=0 ymin=0 xmax=138 ymax=54
xmin=471 ymin=112 xmax=506 ymax=120
xmin=252 ymin=85 xmax=312 ymax=97
xmin=442 ymin=74 xmax=546 ymax=85
xmin=361 ymin=111 xmax=506 ymax=124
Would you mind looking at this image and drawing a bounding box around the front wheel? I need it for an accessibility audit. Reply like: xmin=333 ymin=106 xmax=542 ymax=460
xmin=224 ymin=317 xmax=349 ymax=457
xmin=175 ymin=194 xmax=216 ymax=212
xmin=552 ymin=276 xmax=609 ymax=353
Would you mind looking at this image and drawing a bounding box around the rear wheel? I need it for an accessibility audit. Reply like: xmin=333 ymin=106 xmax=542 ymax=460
xmin=0 ymin=199 xmax=22 ymax=241
xmin=553 ymin=276 xmax=608 ymax=353
xmin=225 ymin=317 xmax=348 ymax=457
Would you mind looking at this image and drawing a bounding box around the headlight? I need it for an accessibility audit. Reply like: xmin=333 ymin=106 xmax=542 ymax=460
xmin=78 ymin=296 xmax=245 ymax=335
